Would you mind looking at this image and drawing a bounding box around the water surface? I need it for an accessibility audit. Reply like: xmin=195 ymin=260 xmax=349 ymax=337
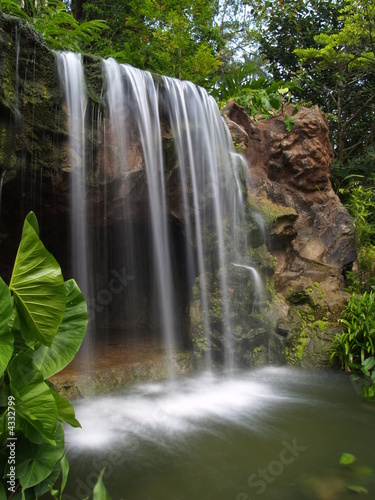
xmin=64 ymin=367 xmax=375 ymax=499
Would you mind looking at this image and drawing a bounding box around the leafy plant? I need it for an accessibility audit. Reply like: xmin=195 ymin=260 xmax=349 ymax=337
xmin=330 ymin=291 xmax=375 ymax=401
xmin=339 ymin=182 xmax=375 ymax=292
xmin=0 ymin=212 xmax=88 ymax=498
xmin=338 ymin=452 xmax=373 ymax=494
xmin=226 ymin=78 xmax=300 ymax=132
xmin=340 ymin=452 xmax=357 ymax=466
xmin=214 ymin=60 xmax=268 ymax=102
xmin=0 ymin=0 xmax=108 ymax=52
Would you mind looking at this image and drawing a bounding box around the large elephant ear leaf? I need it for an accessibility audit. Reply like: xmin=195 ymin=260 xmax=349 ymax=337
xmin=8 ymin=352 xmax=58 ymax=443
xmin=0 ymin=277 xmax=14 ymax=377
xmin=17 ymin=422 xmax=65 ymax=492
xmin=32 ymin=279 xmax=88 ymax=378
xmin=9 ymin=212 xmax=66 ymax=347
xmin=50 ymin=387 xmax=81 ymax=428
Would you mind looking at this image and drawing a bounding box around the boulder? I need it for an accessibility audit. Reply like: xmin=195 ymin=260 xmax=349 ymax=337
xmin=223 ymin=101 xmax=356 ymax=366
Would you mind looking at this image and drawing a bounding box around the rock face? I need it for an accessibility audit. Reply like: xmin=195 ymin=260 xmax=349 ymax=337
xmin=0 ymin=14 xmax=356 ymax=368
xmin=223 ymin=102 xmax=355 ymax=365
xmin=223 ymin=102 xmax=355 ymax=283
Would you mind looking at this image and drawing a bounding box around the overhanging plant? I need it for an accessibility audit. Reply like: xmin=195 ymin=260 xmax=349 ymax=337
xmin=0 ymin=211 xmax=88 ymax=499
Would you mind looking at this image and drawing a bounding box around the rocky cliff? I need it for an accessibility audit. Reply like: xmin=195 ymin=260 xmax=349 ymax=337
xmin=223 ymin=102 xmax=355 ymax=365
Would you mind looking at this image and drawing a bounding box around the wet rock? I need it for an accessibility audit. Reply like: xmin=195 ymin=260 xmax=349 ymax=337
xmin=223 ymin=102 xmax=356 ymax=293
xmin=224 ymin=101 xmax=356 ymax=367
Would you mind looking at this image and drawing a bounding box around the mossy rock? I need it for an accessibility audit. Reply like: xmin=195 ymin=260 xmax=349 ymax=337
xmin=247 ymin=193 xmax=298 ymax=227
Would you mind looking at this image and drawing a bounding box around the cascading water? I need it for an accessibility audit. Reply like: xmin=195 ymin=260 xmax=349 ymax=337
xmin=58 ymin=52 xmax=262 ymax=370
xmin=114 ymin=63 xmax=178 ymax=373
xmin=161 ymin=76 xmax=251 ymax=369
xmin=161 ymin=78 xmax=213 ymax=369
xmin=57 ymin=53 xmax=91 ymax=307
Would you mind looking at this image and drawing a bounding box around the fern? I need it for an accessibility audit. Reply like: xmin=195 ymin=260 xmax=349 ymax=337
xmin=0 ymin=0 xmax=108 ymax=52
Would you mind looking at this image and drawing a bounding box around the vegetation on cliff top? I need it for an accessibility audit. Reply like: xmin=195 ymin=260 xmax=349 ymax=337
xmin=1 ymin=0 xmax=374 ymax=186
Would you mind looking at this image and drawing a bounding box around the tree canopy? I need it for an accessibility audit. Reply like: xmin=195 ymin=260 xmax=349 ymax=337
xmin=1 ymin=0 xmax=375 ymax=183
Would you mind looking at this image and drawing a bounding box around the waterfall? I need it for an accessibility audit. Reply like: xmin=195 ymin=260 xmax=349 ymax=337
xmin=161 ymin=77 xmax=250 ymax=369
xmin=56 ymin=53 xmax=91 ymax=304
xmin=58 ymin=53 xmax=260 ymax=370
xmin=107 ymin=62 xmax=177 ymax=374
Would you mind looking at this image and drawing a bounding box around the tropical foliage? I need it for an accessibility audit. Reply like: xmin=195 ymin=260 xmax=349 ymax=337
xmin=295 ymin=0 xmax=375 ymax=166
xmin=0 ymin=0 xmax=107 ymax=51
xmin=228 ymin=78 xmax=299 ymax=131
xmin=338 ymin=182 xmax=375 ymax=292
xmin=70 ymin=0 xmax=224 ymax=89
xmin=0 ymin=212 xmax=88 ymax=498
xmin=330 ymin=291 xmax=375 ymax=401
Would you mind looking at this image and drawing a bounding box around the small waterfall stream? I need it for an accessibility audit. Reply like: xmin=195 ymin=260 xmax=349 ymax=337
xmin=119 ymin=64 xmax=178 ymax=374
xmin=57 ymin=53 xmax=263 ymax=370
xmin=57 ymin=52 xmax=91 ymax=304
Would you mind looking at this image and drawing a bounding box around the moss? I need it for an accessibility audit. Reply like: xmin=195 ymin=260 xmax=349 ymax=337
xmin=233 ymin=139 xmax=246 ymax=153
xmin=247 ymin=193 xmax=298 ymax=228
xmin=212 ymin=287 xmax=222 ymax=317
xmin=287 ymin=289 xmax=312 ymax=305
xmin=249 ymin=243 xmax=277 ymax=274
xmin=285 ymin=317 xmax=308 ymax=365
xmin=82 ymin=53 xmax=106 ymax=107
xmin=251 ymin=345 xmax=268 ymax=367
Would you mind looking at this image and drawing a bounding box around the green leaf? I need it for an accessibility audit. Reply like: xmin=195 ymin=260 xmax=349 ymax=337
xmin=25 ymin=211 xmax=40 ymax=235
xmin=50 ymin=387 xmax=81 ymax=428
xmin=284 ymin=114 xmax=295 ymax=132
xmin=17 ymin=422 xmax=65 ymax=491
xmin=32 ymin=279 xmax=88 ymax=378
xmin=93 ymin=468 xmax=112 ymax=500
xmin=260 ymin=94 xmax=271 ymax=110
xmin=8 ymin=352 xmax=58 ymax=442
xmin=340 ymin=452 xmax=357 ymax=465
xmin=268 ymin=92 xmax=281 ymax=110
xmin=60 ymin=453 xmax=70 ymax=496
xmin=9 ymin=212 xmax=66 ymax=347
xmin=33 ymin=461 xmax=62 ymax=499
xmin=312 ymin=320 xmax=328 ymax=332
xmin=362 ymin=357 xmax=375 ymax=371
xmin=0 ymin=276 xmax=14 ymax=377
xmin=292 ymin=104 xmax=299 ymax=116
xmin=347 ymin=485 xmax=368 ymax=494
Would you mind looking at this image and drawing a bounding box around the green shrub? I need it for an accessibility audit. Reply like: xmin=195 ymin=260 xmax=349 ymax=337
xmin=339 ymin=183 xmax=375 ymax=292
xmin=330 ymin=291 xmax=375 ymax=401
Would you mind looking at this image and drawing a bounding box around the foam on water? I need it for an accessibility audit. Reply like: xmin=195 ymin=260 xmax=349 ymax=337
xmin=65 ymin=368 xmax=306 ymax=451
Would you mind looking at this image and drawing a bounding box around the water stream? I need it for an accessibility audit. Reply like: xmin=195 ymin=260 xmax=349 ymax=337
xmin=63 ymin=368 xmax=375 ymax=500
xmin=57 ymin=52 xmax=91 ymax=303
xmin=120 ymin=65 xmax=177 ymax=373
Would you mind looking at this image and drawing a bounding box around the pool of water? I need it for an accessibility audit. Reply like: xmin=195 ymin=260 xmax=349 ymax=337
xmin=63 ymin=367 xmax=375 ymax=500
